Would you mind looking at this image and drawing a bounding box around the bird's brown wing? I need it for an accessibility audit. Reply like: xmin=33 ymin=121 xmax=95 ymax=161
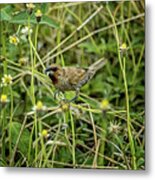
xmin=64 ymin=67 xmax=86 ymax=87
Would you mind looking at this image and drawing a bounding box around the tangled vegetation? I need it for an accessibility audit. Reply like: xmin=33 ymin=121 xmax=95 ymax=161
xmin=0 ymin=1 xmax=145 ymax=169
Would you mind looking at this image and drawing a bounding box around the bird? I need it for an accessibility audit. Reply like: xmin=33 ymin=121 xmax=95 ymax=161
xmin=45 ymin=58 xmax=107 ymax=102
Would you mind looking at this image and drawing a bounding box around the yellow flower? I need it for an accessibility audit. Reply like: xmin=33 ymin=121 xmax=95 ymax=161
xmin=36 ymin=101 xmax=43 ymax=110
xmin=1 ymin=74 xmax=13 ymax=86
xmin=35 ymin=9 xmax=43 ymax=23
xmin=121 ymin=43 xmax=127 ymax=49
xmin=9 ymin=35 xmax=19 ymax=45
xmin=35 ymin=9 xmax=43 ymax=17
xmin=38 ymin=129 xmax=50 ymax=139
xmin=26 ymin=3 xmax=35 ymax=10
xmin=0 ymin=94 xmax=9 ymax=104
xmin=33 ymin=100 xmax=47 ymax=112
xmin=41 ymin=129 xmax=48 ymax=137
xmin=100 ymin=99 xmax=109 ymax=111
xmin=119 ymin=43 xmax=129 ymax=53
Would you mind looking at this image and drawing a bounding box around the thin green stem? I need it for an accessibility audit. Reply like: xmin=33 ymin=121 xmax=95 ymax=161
xmin=28 ymin=15 xmax=38 ymax=167
xmin=69 ymin=110 xmax=76 ymax=167
xmin=38 ymin=120 xmax=47 ymax=168
xmin=106 ymin=4 xmax=136 ymax=170
xmin=0 ymin=21 xmax=7 ymax=163
xmin=9 ymin=86 xmax=13 ymax=165
xmin=98 ymin=112 xmax=107 ymax=166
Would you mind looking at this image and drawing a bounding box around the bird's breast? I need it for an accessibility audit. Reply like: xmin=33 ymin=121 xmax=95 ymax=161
xmin=49 ymin=73 xmax=58 ymax=85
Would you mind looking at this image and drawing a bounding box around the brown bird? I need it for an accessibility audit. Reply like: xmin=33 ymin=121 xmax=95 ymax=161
xmin=45 ymin=58 xmax=107 ymax=101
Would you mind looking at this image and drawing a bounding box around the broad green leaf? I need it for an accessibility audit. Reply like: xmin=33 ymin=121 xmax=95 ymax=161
xmin=11 ymin=11 xmax=36 ymax=24
xmin=10 ymin=122 xmax=31 ymax=155
xmin=11 ymin=11 xmax=59 ymax=28
xmin=40 ymin=15 xmax=59 ymax=29
xmin=0 ymin=5 xmax=12 ymax=21
xmin=79 ymin=42 xmax=106 ymax=54
xmin=40 ymin=3 xmax=48 ymax=13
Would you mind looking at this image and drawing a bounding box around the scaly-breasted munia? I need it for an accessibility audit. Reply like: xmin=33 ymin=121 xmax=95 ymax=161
xmin=45 ymin=58 xmax=107 ymax=101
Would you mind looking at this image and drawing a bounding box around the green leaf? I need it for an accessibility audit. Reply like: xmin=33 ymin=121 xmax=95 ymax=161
xmin=10 ymin=122 xmax=31 ymax=155
xmin=10 ymin=11 xmax=59 ymax=28
xmin=0 ymin=5 xmax=12 ymax=21
xmin=11 ymin=11 xmax=36 ymax=24
xmin=40 ymin=3 xmax=48 ymax=14
xmin=137 ymin=157 xmax=145 ymax=167
xmin=78 ymin=41 xmax=106 ymax=54
xmin=40 ymin=15 xmax=59 ymax=29
xmin=79 ymin=42 xmax=99 ymax=53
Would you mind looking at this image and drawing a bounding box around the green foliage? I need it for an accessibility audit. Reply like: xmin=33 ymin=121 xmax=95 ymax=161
xmin=0 ymin=1 xmax=145 ymax=169
xmin=0 ymin=5 xmax=59 ymax=28
xmin=0 ymin=5 xmax=13 ymax=21
xmin=9 ymin=122 xmax=31 ymax=155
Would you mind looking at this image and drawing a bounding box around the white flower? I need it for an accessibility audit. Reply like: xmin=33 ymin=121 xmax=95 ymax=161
xmin=26 ymin=3 xmax=35 ymax=10
xmin=21 ymin=26 xmax=33 ymax=41
xmin=21 ymin=26 xmax=33 ymax=35
xmin=9 ymin=35 xmax=19 ymax=45
xmin=1 ymin=74 xmax=13 ymax=86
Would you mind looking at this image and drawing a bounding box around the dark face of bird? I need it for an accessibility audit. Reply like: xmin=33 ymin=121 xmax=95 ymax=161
xmin=45 ymin=64 xmax=62 ymax=84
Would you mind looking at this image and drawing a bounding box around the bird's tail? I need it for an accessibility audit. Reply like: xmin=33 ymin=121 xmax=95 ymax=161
xmin=89 ymin=57 xmax=107 ymax=72
xmin=76 ymin=58 xmax=107 ymax=88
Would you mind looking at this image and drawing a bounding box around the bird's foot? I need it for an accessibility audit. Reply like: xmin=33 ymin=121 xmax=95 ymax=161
xmin=68 ymin=95 xmax=78 ymax=103
xmin=54 ymin=90 xmax=60 ymax=100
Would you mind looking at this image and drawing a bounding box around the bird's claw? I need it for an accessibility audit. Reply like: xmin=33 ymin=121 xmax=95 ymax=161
xmin=54 ymin=90 xmax=60 ymax=100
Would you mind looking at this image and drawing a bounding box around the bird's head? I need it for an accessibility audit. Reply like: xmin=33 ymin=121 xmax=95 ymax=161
xmin=45 ymin=64 xmax=62 ymax=84
xmin=45 ymin=64 xmax=60 ymax=75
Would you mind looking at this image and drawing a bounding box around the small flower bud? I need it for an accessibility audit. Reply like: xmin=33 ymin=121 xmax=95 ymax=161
xmin=0 ymin=94 xmax=9 ymax=106
xmin=119 ymin=43 xmax=128 ymax=55
xmin=60 ymin=100 xmax=70 ymax=112
xmin=100 ymin=99 xmax=110 ymax=111
xmin=35 ymin=9 xmax=43 ymax=23
xmin=32 ymin=100 xmax=47 ymax=112
xmin=19 ymin=57 xmax=28 ymax=66
xmin=41 ymin=129 xmax=49 ymax=138
xmin=26 ymin=3 xmax=35 ymax=15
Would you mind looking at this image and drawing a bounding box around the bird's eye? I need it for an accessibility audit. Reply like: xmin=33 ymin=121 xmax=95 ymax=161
xmin=51 ymin=66 xmax=58 ymax=71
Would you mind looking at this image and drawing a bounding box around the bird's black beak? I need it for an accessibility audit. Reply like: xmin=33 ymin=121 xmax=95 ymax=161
xmin=44 ymin=67 xmax=52 ymax=74
xmin=44 ymin=67 xmax=54 ymax=80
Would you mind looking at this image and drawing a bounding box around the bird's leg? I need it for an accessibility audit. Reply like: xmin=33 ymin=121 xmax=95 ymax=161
xmin=54 ymin=90 xmax=60 ymax=100
xmin=69 ymin=88 xmax=80 ymax=102
xmin=54 ymin=90 xmax=68 ymax=104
